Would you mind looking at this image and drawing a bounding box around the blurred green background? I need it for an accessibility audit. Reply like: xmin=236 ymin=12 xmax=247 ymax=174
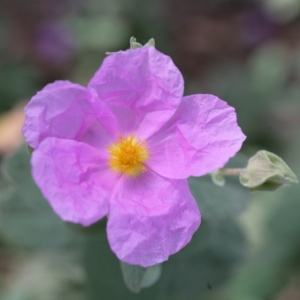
xmin=0 ymin=0 xmax=300 ymax=299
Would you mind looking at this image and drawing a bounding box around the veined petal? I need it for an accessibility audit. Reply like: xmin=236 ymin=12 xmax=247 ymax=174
xmin=107 ymin=171 xmax=200 ymax=267
xmin=31 ymin=137 xmax=117 ymax=226
xmin=22 ymin=81 xmax=117 ymax=149
xmin=147 ymin=95 xmax=246 ymax=179
xmin=88 ymin=47 xmax=184 ymax=140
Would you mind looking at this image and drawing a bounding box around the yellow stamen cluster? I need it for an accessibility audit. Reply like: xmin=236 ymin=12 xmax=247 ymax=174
xmin=108 ymin=135 xmax=149 ymax=177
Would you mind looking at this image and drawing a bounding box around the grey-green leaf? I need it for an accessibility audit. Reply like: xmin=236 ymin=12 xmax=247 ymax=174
xmin=189 ymin=176 xmax=250 ymax=220
xmin=129 ymin=37 xmax=142 ymax=49
xmin=140 ymin=264 xmax=162 ymax=288
xmin=120 ymin=262 xmax=161 ymax=293
xmin=144 ymin=38 xmax=155 ymax=47
xmin=0 ymin=146 xmax=84 ymax=249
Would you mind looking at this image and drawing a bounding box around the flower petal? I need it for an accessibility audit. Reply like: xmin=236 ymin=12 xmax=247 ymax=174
xmin=31 ymin=137 xmax=117 ymax=226
xmin=22 ymin=80 xmax=117 ymax=149
xmin=88 ymin=47 xmax=184 ymax=140
xmin=147 ymin=94 xmax=246 ymax=179
xmin=107 ymin=171 xmax=200 ymax=267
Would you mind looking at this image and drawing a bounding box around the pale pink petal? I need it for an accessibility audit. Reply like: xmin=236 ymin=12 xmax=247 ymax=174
xmin=22 ymin=81 xmax=118 ymax=149
xmin=107 ymin=171 xmax=200 ymax=267
xmin=88 ymin=47 xmax=184 ymax=140
xmin=31 ymin=137 xmax=118 ymax=226
xmin=147 ymin=94 xmax=246 ymax=179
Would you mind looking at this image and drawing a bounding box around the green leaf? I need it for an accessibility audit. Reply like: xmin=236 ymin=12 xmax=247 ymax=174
xmin=141 ymin=264 xmax=162 ymax=288
xmin=189 ymin=176 xmax=250 ymax=220
xmin=130 ymin=42 xmax=143 ymax=49
xmin=226 ymin=183 xmax=300 ymax=300
xmin=167 ymin=219 xmax=247 ymax=300
xmin=129 ymin=37 xmax=155 ymax=49
xmin=144 ymin=38 xmax=155 ymax=47
xmin=130 ymin=37 xmax=143 ymax=49
xmin=0 ymin=146 xmax=84 ymax=249
xmin=120 ymin=263 xmax=147 ymax=293
xmin=120 ymin=262 xmax=162 ymax=293
xmin=106 ymin=37 xmax=155 ymax=56
xmin=85 ymin=218 xmax=247 ymax=300
xmin=85 ymin=232 xmax=163 ymax=300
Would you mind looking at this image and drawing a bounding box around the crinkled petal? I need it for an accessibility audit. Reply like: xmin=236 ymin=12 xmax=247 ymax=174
xmin=31 ymin=137 xmax=118 ymax=226
xmin=107 ymin=171 xmax=200 ymax=267
xmin=88 ymin=47 xmax=183 ymax=140
xmin=22 ymin=80 xmax=117 ymax=149
xmin=147 ymin=94 xmax=246 ymax=179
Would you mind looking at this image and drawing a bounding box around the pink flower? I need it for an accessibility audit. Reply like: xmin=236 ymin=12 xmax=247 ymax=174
xmin=22 ymin=46 xmax=246 ymax=267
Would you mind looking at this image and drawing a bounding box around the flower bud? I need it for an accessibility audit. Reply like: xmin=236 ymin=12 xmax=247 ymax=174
xmin=239 ymin=150 xmax=298 ymax=191
xmin=210 ymin=170 xmax=225 ymax=187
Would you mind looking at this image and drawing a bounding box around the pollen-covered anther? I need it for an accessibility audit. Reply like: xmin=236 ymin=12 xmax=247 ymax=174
xmin=108 ymin=134 xmax=149 ymax=177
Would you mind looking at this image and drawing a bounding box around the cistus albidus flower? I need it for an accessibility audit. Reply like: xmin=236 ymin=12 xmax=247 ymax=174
xmin=22 ymin=46 xmax=246 ymax=267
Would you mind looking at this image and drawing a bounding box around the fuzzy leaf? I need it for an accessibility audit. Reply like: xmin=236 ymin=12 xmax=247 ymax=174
xmin=120 ymin=262 xmax=161 ymax=293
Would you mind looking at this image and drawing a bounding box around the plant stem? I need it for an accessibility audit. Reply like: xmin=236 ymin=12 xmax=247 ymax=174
xmin=219 ymin=168 xmax=245 ymax=176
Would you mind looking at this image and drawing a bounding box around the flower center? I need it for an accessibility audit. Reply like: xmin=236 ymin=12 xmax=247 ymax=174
xmin=108 ymin=134 xmax=149 ymax=177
